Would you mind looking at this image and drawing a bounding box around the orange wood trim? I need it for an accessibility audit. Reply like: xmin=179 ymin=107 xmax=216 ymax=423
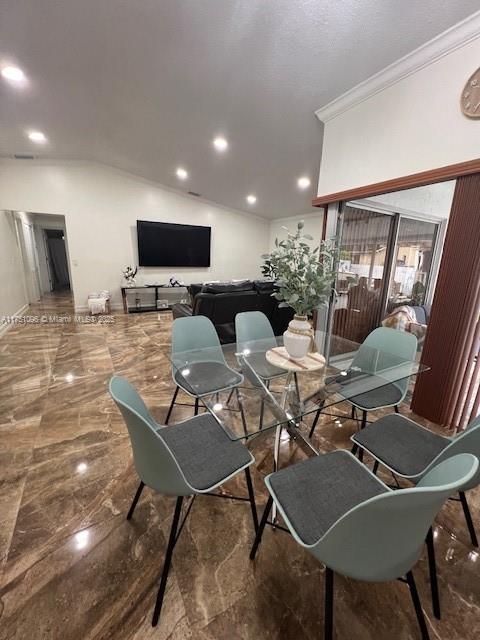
xmin=312 ymin=158 xmax=480 ymax=207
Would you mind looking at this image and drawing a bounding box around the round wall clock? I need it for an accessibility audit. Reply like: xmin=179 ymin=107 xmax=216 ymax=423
xmin=461 ymin=67 xmax=480 ymax=118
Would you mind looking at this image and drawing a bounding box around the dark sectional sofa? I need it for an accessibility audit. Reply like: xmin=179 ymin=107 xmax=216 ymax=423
xmin=172 ymin=280 xmax=294 ymax=343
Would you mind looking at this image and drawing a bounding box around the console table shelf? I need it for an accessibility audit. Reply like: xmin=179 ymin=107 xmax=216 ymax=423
xmin=121 ymin=285 xmax=189 ymax=314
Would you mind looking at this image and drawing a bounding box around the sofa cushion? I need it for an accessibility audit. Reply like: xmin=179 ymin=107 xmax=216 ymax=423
xmin=253 ymin=280 xmax=275 ymax=293
xmin=202 ymin=281 xmax=253 ymax=294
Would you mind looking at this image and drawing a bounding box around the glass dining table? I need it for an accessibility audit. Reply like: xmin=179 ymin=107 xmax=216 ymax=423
xmin=169 ymin=331 xmax=429 ymax=464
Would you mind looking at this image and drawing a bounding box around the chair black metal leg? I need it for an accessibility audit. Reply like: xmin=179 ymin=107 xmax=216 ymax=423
xmin=244 ymin=467 xmax=259 ymax=533
xmin=360 ymin=410 xmax=367 ymax=430
xmin=406 ymin=571 xmax=430 ymax=640
xmin=152 ymin=496 xmax=184 ymax=627
xmin=426 ymin=527 xmax=440 ymax=619
xmin=308 ymin=398 xmax=325 ymax=440
xmin=165 ymin=386 xmax=179 ymax=425
xmin=127 ymin=481 xmax=145 ymax=520
xmin=194 ymin=397 xmax=199 ymax=416
xmin=293 ymin=372 xmax=301 ymax=403
xmin=226 ymin=387 xmax=235 ymax=405
xmin=250 ymin=496 xmax=273 ymax=560
xmin=459 ymin=491 xmax=478 ymax=547
xmin=394 ymin=404 xmax=400 ymax=413
xmin=259 ymin=397 xmax=265 ymax=430
xmin=372 ymin=460 xmax=379 ymax=475
xmin=351 ymin=443 xmax=358 ymax=456
xmin=324 ymin=567 xmax=334 ymax=640
xmin=235 ymin=387 xmax=248 ymax=437
xmin=308 ymin=409 xmax=321 ymax=439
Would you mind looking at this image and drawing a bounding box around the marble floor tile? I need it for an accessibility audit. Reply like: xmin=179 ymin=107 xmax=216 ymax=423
xmin=0 ymin=291 xmax=479 ymax=640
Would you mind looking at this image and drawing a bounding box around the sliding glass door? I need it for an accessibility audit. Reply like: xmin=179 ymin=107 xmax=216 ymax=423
xmin=387 ymin=217 xmax=438 ymax=312
xmin=332 ymin=205 xmax=395 ymax=350
xmin=330 ymin=204 xmax=440 ymax=354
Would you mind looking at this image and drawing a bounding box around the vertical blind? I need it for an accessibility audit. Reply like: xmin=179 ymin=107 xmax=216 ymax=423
xmin=412 ymin=174 xmax=480 ymax=431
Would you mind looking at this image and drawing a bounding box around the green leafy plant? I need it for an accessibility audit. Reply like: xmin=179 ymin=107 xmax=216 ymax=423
xmin=261 ymin=221 xmax=337 ymax=317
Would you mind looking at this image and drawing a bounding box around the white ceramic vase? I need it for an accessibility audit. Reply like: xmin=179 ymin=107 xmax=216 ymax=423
xmin=283 ymin=315 xmax=312 ymax=359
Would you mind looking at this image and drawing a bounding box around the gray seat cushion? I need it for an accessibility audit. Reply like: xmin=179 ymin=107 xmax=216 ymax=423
xmin=269 ymin=450 xmax=388 ymax=545
xmin=174 ymin=361 xmax=243 ymax=396
xmin=326 ymin=372 xmax=403 ymax=410
xmin=348 ymin=381 xmax=403 ymax=410
xmin=352 ymin=414 xmax=449 ymax=477
xmin=158 ymin=412 xmax=252 ymax=490
xmin=245 ymin=352 xmax=286 ymax=380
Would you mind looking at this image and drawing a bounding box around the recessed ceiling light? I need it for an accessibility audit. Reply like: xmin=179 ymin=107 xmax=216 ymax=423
xmin=297 ymin=176 xmax=311 ymax=190
xmin=1 ymin=65 xmax=26 ymax=83
xmin=28 ymin=130 xmax=47 ymax=143
xmin=176 ymin=167 xmax=188 ymax=180
xmin=246 ymin=194 xmax=257 ymax=205
xmin=213 ymin=136 xmax=228 ymax=152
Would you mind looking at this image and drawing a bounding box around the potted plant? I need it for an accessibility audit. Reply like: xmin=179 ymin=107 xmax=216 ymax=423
xmin=261 ymin=221 xmax=337 ymax=359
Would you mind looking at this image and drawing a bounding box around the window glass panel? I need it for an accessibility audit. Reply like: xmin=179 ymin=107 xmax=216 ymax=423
xmin=332 ymin=206 xmax=393 ymax=350
xmin=388 ymin=218 xmax=437 ymax=312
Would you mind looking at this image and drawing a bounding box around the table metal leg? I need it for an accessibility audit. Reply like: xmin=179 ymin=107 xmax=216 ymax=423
xmin=271 ymin=373 xmax=293 ymax=523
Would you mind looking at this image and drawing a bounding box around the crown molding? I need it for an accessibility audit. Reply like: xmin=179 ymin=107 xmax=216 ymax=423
xmin=315 ymin=10 xmax=480 ymax=123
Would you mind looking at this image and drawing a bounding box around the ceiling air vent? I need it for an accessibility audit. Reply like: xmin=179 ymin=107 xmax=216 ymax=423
xmin=188 ymin=190 xmax=201 ymax=197
xmin=13 ymin=153 xmax=35 ymax=160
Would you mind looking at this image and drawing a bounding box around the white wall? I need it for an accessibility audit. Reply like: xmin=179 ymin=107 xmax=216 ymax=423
xmin=352 ymin=180 xmax=456 ymax=220
xmin=0 ymin=211 xmax=28 ymax=329
xmin=268 ymin=212 xmax=324 ymax=250
xmin=317 ymin=35 xmax=480 ymax=196
xmin=0 ymin=161 xmax=270 ymax=310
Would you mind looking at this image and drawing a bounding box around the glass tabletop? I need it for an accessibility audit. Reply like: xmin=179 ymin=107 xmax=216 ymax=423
xmin=169 ymin=332 xmax=429 ymax=441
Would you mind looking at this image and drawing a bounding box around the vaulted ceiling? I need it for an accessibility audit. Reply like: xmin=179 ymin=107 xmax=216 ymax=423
xmin=0 ymin=0 xmax=478 ymax=218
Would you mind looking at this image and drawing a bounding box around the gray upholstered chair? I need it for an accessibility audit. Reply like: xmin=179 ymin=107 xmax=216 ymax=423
xmin=110 ymin=376 xmax=258 ymax=627
xmin=351 ymin=412 xmax=480 ymax=548
xmin=250 ymin=450 xmax=478 ymax=640
xmin=166 ymin=315 xmax=244 ymax=425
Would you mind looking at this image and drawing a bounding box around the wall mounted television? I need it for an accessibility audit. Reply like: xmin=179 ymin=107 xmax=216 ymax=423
xmin=137 ymin=220 xmax=211 ymax=267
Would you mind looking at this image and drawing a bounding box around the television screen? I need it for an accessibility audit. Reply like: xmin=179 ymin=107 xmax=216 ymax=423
xmin=137 ymin=220 xmax=211 ymax=267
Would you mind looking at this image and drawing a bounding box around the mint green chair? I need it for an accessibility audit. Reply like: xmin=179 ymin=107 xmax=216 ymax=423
xmin=109 ymin=376 xmax=257 ymax=627
xmin=352 ymin=413 xmax=480 ymax=548
xmin=309 ymin=326 xmax=418 ymax=438
xmin=236 ymin=311 xmax=291 ymax=427
xmin=236 ymin=311 xmax=285 ymax=378
xmin=166 ymin=315 xmax=244 ymax=424
xmin=250 ymin=450 xmax=478 ymax=640
xmin=351 ymin=413 xmax=480 ymax=620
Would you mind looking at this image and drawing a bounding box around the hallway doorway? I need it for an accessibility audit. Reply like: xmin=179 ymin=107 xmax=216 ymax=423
xmin=44 ymin=229 xmax=70 ymax=291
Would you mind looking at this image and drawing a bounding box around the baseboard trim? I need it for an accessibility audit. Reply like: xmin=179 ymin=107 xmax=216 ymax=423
xmin=74 ymin=303 xmax=124 ymax=313
xmin=0 ymin=303 xmax=29 ymax=338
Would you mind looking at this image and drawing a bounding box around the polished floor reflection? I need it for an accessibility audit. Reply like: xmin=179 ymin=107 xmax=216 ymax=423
xmin=0 ymin=292 xmax=478 ymax=640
